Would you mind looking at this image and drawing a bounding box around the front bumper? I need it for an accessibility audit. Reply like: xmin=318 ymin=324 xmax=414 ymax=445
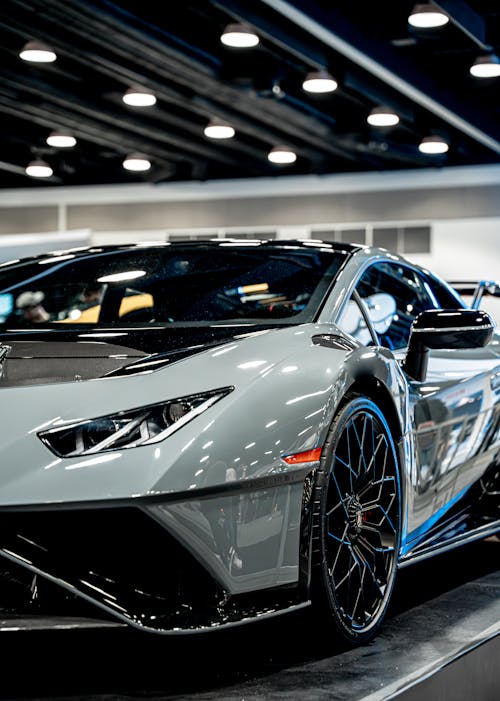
xmin=0 ymin=480 xmax=307 ymax=634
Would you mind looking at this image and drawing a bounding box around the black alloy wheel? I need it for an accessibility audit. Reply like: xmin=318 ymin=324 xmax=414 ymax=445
xmin=312 ymin=396 xmax=401 ymax=644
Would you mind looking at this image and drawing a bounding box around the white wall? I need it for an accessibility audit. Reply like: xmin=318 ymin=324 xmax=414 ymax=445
xmin=407 ymin=217 xmax=500 ymax=281
xmin=0 ymin=165 xmax=497 ymax=286
xmin=0 ymin=230 xmax=91 ymax=263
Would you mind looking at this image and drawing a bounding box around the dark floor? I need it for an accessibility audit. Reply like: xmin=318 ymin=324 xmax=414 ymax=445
xmin=1 ymin=538 xmax=499 ymax=700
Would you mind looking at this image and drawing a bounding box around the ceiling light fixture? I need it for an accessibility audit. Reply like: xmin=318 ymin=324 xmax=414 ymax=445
xmin=470 ymin=53 xmax=500 ymax=78
xmin=46 ymin=130 xmax=77 ymax=148
xmin=367 ymin=106 xmax=400 ymax=127
xmin=302 ymin=70 xmax=338 ymax=94
xmin=268 ymin=147 xmax=297 ymax=164
xmin=19 ymin=40 xmax=57 ymax=63
xmin=122 ymin=87 xmax=157 ymax=107
xmin=220 ymin=23 xmax=259 ymax=48
xmin=204 ymin=120 xmax=235 ymax=139
xmin=408 ymin=4 xmax=449 ymax=28
xmin=123 ymin=154 xmax=151 ymax=171
xmin=25 ymin=159 xmax=53 ymax=178
xmin=418 ymin=135 xmax=449 ymax=154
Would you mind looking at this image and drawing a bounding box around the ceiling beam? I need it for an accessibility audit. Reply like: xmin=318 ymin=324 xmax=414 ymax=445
xmin=0 ymin=72 xmax=249 ymax=167
xmin=0 ymin=160 xmax=62 ymax=183
xmin=44 ymin=0 xmax=365 ymax=161
xmin=260 ymin=0 xmax=500 ymax=155
xmin=432 ymin=1 xmax=490 ymax=51
xmin=212 ymin=0 xmax=327 ymax=69
xmin=0 ymin=164 xmax=498 ymax=207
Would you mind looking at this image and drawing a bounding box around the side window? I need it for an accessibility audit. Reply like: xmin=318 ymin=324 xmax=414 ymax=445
xmin=356 ymin=263 xmax=435 ymax=350
xmin=336 ymin=297 xmax=374 ymax=345
xmin=119 ymin=288 xmax=155 ymax=319
xmin=419 ymin=274 xmax=464 ymax=310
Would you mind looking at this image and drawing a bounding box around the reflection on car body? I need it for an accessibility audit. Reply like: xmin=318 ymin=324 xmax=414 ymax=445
xmin=0 ymin=240 xmax=498 ymax=644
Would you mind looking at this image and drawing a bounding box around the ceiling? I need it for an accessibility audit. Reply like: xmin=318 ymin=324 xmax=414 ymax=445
xmin=1 ymin=0 xmax=499 ymax=188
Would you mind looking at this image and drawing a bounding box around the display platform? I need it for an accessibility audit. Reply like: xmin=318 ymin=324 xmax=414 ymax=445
xmin=0 ymin=538 xmax=498 ymax=700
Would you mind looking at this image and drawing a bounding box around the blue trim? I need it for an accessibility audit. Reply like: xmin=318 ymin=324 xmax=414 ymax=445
xmin=402 ymin=485 xmax=469 ymax=555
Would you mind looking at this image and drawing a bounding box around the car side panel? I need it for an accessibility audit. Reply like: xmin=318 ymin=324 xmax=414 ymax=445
xmin=405 ymin=343 xmax=500 ymax=547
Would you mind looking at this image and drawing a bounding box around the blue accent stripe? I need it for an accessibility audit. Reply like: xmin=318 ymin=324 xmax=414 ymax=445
xmin=402 ymin=485 xmax=470 ymax=555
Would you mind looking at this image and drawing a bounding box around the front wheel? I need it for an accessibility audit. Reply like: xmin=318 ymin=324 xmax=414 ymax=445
xmin=312 ymin=397 xmax=402 ymax=644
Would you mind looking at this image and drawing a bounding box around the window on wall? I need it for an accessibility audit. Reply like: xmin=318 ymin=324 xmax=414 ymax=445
xmin=373 ymin=227 xmax=398 ymax=250
xmin=312 ymin=229 xmax=336 ymax=242
xmin=224 ymin=231 xmax=277 ymax=240
xmin=311 ymin=224 xmax=431 ymax=254
xmin=167 ymin=232 xmax=218 ymax=241
xmin=402 ymin=226 xmax=431 ymax=254
xmin=339 ymin=229 xmax=366 ymax=244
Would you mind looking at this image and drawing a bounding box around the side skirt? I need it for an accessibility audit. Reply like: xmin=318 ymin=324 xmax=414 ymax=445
xmin=399 ymin=518 xmax=500 ymax=568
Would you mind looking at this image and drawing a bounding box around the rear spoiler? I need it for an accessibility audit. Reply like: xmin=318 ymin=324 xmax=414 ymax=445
xmin=450 ymin=280 xmax=500 ymax=309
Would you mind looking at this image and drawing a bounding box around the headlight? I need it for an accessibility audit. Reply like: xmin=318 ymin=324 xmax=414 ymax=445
xmin=39 ymin=387 xmax=233 ymax=458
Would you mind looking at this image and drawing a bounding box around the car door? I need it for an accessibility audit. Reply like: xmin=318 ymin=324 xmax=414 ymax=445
xmin=406 ymin=272 xmax=500 ymax=546
xmin=337 ymin=261 xmax=499 ymax=547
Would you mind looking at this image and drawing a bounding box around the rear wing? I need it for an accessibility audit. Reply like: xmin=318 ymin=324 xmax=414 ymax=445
xmin=450 ymin=280 xmax=500 ymax=309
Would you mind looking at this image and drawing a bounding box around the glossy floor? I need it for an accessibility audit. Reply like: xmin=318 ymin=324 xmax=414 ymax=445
xmin=1 ymin=538 xmax=499 ymax=700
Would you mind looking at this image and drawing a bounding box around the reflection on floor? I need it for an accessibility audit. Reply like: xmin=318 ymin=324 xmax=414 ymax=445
xmin=1 ymin=538 xmax=499 ymax=700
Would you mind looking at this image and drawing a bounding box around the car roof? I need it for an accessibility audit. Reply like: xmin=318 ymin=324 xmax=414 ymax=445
xmin=2 ymin=240 xmax=437 ymax=281
xmin=13 ymin=239 xmax=359 ymax=264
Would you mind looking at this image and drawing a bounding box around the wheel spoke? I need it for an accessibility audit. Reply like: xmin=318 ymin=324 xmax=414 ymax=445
xmin=358 ymin=533 xmax=394 ymax=555
xmin=361 ymin=414 xmax=375 ymax=476
xmin=353 ymin=542 xmax=385 ymax=605
xmin=346 ymin=424 xmax=355 ymax=492
xmin=334 ymin=454 xmax=358 ymax=484
xmin=357 ymin=434 xmax=388 ymax=492
xmin=359 ymin=476 xmax=395 ymax=509
xmin=362 ymin=524 xmax=397 ymax=551
xmin=365 ymin=503 xmax=397 ymax=533
xmin=328 ymin=471 xmax=350 ymax=518
xmin=328 ymin=524 xmax=352 ymax=589
xmin=352 ymin=416 xmax=368 ymax=476
xmin=351 ymin=553 xmax=365 ymax=623
xmin=327 ymin=530 xmax=349 ymax=545
xmin=334 ymin=554 xmax=357 ymax=591
xmin=326 ymin=498 xmax=347 ymax=517
xmin=321 ymin=404 xmax=400 ymax=637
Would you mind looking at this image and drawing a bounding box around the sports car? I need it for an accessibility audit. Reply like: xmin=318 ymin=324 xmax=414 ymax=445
xmin=0 ymin=240 xmax=498 ymax=643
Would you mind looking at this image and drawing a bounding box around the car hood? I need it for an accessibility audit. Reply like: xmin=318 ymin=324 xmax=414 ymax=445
xmin=0 ymin=324 xmax=284 ymax=387
xmin=0 ymin=322 xmax=359 ymax=506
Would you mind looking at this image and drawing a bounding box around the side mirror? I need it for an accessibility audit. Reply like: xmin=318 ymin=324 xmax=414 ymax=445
xmin=403 ymin=309 xmax=495 ymax=382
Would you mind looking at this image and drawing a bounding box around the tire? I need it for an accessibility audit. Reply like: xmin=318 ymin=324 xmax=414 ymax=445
xmin=311 ymin=396 xmax=402 ymax=644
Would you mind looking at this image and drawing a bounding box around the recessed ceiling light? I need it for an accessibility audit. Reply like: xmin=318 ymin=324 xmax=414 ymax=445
xmin=470 ymin=53 xmax=500 ymax=78
xmin=123 ymin=154 xmax=151 ymax=171
xmin=367 ymin=106 xmax=400 ymax=127
xmin=46 ymin=130 xmax=77 ymax=148
xmin=408 ymin=4 xmax=449 ymax=28
xmin=19 ymin=41 xmax=57 ymax=63
xmin=302 ymin=70 xmax=338 ymax=94
xmin=122 ymin=87 xmax=157 ymax=107
xmin=418 ymin=135 xmax=449 ymax=154
xmin=268 ymin=147 xmax=297 ymax=164
xmin=220 ymin=23 xmax=259 ymax=48
xmin=204 ymin=121 xmax=235 ymax=139
xmin=25 ymin=159 xmax=53 ymax=177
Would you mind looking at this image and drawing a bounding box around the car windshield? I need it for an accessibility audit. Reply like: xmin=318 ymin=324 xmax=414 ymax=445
xmin=0 ymin=243 xmax=349 ymax=327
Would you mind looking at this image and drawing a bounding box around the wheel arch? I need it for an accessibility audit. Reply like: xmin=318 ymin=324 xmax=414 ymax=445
xmin=306 ymin=390 xmax=404 ymax=642
xmin=342 ymin=373 xmax=410 ymax=548
xmin=344 ymin=375 xmax=404 ymax=444
xmin=298 ymin=348 xmax=411 ymax=603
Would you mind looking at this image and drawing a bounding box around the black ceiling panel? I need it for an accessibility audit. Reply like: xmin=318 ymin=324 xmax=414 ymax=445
xmin=0 ymin=0 xmax=498 ymax=188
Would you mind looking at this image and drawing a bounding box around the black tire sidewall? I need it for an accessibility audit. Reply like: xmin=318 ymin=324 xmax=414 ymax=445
xmin=312 ymin=396 xmax=402 ymax=645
